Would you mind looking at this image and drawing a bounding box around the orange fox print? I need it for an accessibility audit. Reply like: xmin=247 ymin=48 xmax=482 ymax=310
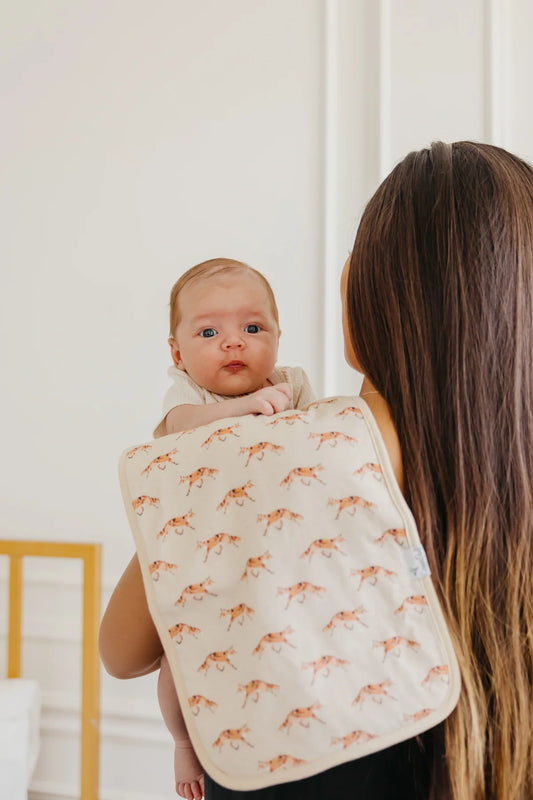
xmin=132 ymin=495 xmax=159 ymax=515
xmin=331 ymin=730 xmax=377 ymax=748
xmin=352 ymin=680 xmax=396 ymax=706
xmin=188 ymin=695 xmax=218 ymax=715
xmin=157 ymin=512 xmax=195 ymax=539
xmin=279 ymin=702 xmax=325 ymax=732
xmin=218 ymin=481 xmax=255 ymax=511
xmin=238 ymin=680 xmax=279 ymax=708
xmin=240 ymin=441 xmax=284 ymax=466
xmin=421 ymin=665 xmax=449 ymax=686
xmin=201 ymin=424 xmax=240 ymax=448
xmin=328 ymin=495 xmax=377 ymax=519
xmin=403 ymin=708 xmax=434 ymax=723
xmin=175 ymin=577 xmax=217 ymax=606
xmin=252 ymin=627 xmax=296 ymax=657
xmin=323 ymin=607 xmax=368 ymax=633
xmin=394 ymin=595 xmax=428 ymax=614
xmin=198 ymin=646 xmax=237 ymax=674
xmin=126 ymin=444 xmax=152 ymax=458
xmin=300 ymin=536 xmax=347 ymax=560
xmin=149 ymin=560 xmax=177 ymax=580
xmin=335 ymin=406 xmax=363 ymax=419
xmin=141 ymin=449 xmax=179 ymax=475
xmin=241 ymin=551 xmax=274 ymax=580
xmin=179 ymin=467 xmax=219 ymax=495
xmin=220 ymin=603 xmax=255 ymax=631
xmin=307 ymin=398 xmax=337 ymax=410
xmin=259 ymin=754 xmax=307 ymax=772
xmin=173 ymin=429 xmax=196 ymax=441
xmin=197 ymin=532 xmax=241 ymax=562
xmin=280 ymin=465 xmax=325 ymax=488
xmin=267 ymin=413 xmax=309 ymax=426
xmin=374 ymin=528 xmax=407 ymax=546
xmin=257 ymin=508 xmax=303 ymax=534
xmin=353 ymin=462 xmax=383 ymax=481
xmin=308 ymin=431 xmax=358 ymax=450
xmin=373 ymin=636 xmax=420 ymax=661
xmin=168 ymin=623 xmax=201 ymax=644
xmin=277 ymin=581 xmax=326 ymax=610
xmin=302 ymin=655 xmax=350 ymax=684
xmin=212 ymin=725 xmax=253 ymax=751
xmin=351 ymin=565 xmax=398 ymax=589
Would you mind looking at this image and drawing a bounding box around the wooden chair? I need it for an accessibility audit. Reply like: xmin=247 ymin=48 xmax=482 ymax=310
xmin=0 ymin=540 xmax=101 ymax=800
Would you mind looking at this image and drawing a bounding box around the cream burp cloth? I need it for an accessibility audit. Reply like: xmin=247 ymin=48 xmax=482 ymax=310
xmin=119 ymin=397 xmax=460 ymax=791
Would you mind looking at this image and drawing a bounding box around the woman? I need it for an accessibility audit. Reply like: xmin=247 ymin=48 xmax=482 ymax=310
xmin=100 ymin=141 xmax=533 ymax=799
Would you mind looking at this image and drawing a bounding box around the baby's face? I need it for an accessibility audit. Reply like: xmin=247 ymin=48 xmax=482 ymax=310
xmin=171 ymin=271 xmax=280 ymax=396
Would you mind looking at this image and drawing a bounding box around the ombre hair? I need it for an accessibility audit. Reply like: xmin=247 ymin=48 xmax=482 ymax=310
xmin=168 ymin=258 xmax=280 ymax=336
xmin=346 ymin=141 xmax=533 ymax=799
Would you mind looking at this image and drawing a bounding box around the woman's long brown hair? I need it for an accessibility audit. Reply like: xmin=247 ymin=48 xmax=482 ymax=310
xmin=346 ymin=141 xmax=533 ymax=799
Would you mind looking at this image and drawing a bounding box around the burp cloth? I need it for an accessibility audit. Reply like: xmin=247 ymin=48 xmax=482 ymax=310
xmin=119 ymin=396 xmax=460 ymax=790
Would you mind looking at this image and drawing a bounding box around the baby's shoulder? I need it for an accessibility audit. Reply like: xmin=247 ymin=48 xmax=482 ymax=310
xmin=167 ymin=365 xmax=198 ymax=386
xmin=272 ymin=365 xmax=315 ymax=409
xmin=271 ymin=364 xmax=305 ymax=386
xmin=165 ymin=366 xmax=215 ymax=403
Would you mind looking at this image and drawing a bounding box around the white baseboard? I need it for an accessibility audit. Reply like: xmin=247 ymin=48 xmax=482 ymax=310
xmin=28 ymin=779 xmax=75 ymax=800
xmin=29 ymin=778 xmax=172 ymax=800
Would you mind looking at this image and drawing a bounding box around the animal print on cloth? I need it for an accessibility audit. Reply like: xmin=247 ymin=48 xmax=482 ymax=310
xmin=119 ymin=396 xmax=460 ymax=791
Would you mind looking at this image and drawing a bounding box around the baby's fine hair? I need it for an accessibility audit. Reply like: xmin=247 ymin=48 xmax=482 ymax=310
xmin=169 ymin=257 xmax=280 ymax=336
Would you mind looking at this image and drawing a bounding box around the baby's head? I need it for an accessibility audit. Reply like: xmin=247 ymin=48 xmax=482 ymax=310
xmin=168 ymin=258 xmax=281 ymax=397
xmin=169 ymin=258 xmax=279 ymax=334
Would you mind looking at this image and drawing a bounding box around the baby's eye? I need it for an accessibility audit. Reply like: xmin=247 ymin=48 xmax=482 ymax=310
xmin=200 ymin=328 xmax=217 ymax=338
xmin=244 ymin=324 xmax=261 ymax=334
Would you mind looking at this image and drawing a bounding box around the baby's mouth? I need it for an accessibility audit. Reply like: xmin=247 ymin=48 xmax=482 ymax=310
xmin=224 ymin=361 xmax=246 ymax=370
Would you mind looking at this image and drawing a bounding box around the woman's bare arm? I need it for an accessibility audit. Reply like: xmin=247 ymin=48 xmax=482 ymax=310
xmin=99 ymin=554 xmax=163 ymax=678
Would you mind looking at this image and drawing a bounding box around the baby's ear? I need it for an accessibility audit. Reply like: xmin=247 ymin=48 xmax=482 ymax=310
xmin=168 ymin=337 xmax=185 ymax=370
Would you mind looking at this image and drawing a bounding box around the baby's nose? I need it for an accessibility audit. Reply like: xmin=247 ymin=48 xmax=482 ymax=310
xmin=222 ymin=334 xmax=244 ymax=349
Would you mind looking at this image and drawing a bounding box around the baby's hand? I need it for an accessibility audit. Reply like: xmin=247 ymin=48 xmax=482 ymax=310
xmin=176 ymin=775 xmax=204 ymax=800
xmin=246 ymin=382 xmax=292 ymax=416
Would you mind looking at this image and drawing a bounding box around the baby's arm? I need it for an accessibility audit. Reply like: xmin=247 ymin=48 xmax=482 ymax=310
xmin=164 ymin=383 xmax=292 ymax=435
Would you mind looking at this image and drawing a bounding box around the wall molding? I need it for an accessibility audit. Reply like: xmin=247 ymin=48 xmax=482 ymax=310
xmin=34 ymin=688 xmax=168 ymax=743
xmin=377 ymin=0 xmax=391 ymax=180
xmin=321 ymin=0 xmax=383 ymax=397
xmin=483 ymin=0 xmax=510 ymax=147
xmin=322 ymin=0 xmax=340 ymax=396
xmin=0 ymin=560 xmax=116 ymax=593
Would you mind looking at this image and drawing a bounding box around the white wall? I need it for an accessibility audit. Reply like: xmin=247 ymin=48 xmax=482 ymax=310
xmin=1 ymin=1 xmax=532 ymax=798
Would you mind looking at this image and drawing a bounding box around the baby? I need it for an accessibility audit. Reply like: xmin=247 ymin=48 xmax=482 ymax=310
xmin=154 ymin=257 xmax=315 ymax=799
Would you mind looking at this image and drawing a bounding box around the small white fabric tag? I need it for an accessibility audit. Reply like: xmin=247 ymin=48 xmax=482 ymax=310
xmin=404 ymin=544 xmax=431 ymax=579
